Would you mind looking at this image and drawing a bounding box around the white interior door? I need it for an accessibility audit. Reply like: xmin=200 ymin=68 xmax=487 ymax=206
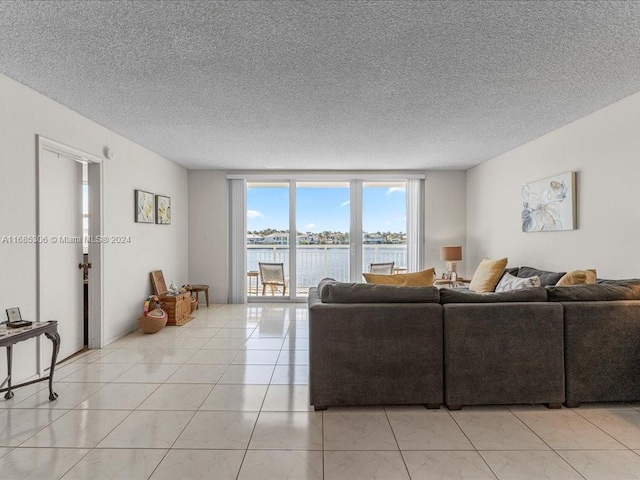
xmin=39 ymin=149 xmax=84 ymax=360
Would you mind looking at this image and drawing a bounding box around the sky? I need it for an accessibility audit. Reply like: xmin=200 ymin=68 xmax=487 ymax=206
xmin=247 ymin=183 xmax=406 ymax=233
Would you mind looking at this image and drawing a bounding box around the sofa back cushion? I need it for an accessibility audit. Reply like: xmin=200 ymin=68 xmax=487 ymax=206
xmin=469 ymin=257 xmax=508 ymax=293
xmin=556 ymin=269 xmax=597 ymax=286
xmin=320 ymin=281 xmax=440 ymax=304
xmin=517 ymin=266 xmax=565 ymax=286
xmin=547 ymin=280 xmax=640 ymax=302
xmin=439 ymin=286 xmax=548 ymax=304
xmin=363 ymin=268 xmax=435 ymax=287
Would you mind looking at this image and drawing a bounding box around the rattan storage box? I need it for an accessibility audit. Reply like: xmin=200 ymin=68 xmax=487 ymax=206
xmin=159 ymin=292 xmax=192 ymax=326
xmin=150 ymin=270 xmax=193 ymax=326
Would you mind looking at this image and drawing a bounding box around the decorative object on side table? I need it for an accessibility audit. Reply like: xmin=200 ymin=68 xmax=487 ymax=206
xmin=138 ymin=295 xmax=168 ymax=334
xmin=440 ymin=245 xmax=462 ymax=281
xmin=155 ymin=194 xmax=171 ymax=224
xmin=135 ymin=189 xmax=155 ymax=223
xmin=5 ymin=307 xmax=32 ymax=328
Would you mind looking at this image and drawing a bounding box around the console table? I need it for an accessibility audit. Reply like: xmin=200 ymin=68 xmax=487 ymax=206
xmin=0 ymin=321 xmax=60 ymax=401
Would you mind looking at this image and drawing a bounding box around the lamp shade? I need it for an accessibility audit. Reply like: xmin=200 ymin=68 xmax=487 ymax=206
xmin=440 ymin=246 xmax=462 ymax=262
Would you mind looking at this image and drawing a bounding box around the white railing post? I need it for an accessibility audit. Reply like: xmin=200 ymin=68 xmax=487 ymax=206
xmin=323 ymin=246 xmax=328 ymax=278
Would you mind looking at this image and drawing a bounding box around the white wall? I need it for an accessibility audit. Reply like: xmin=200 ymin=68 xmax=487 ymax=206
xmin=0 ymin=73 xmax=188 ymax=383
xmin=188 ymin=170 xmax=229 ymax=303
xmin=425 ymin=171 xmax=467 ymax=278
xmin=466 ymin=91 xmax=640 ymax=278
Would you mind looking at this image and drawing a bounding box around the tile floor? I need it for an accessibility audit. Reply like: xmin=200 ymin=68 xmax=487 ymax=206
xmin=2 ymin=303 xmax=640 ymax=479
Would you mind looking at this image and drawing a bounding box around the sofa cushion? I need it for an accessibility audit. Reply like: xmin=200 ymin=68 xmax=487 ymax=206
xmin=320 ymin=281 xmax=440 ymax=304
xmin=363 ymin=268 xmax=435 ymax=287
xmin=548 ymin=280 xmax=640 ymax=302
xmin=495 ymin=272 xmax=541 ymax=292
xmin=517 ymin=266 xmax=565 ymax=286
xmin=469 ymin=257 xmax=508 ymax=293
xmin=556 ymin=269 xmax=597 ymax=286
xmin=439 ymin=286 xmax=548 ymax=304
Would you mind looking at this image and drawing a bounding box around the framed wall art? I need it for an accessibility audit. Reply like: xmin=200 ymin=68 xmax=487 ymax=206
xmin=135 ymin=190 xmax=155 ymax=223
xmin=155 ymin=194 xmax=171 ymax=225
xmin=522 ymin=171 xmax=576 ymax=232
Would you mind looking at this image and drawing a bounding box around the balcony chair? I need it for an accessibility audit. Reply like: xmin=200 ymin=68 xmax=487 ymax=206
xmin=259 ymin=262 xmax=289 ymax=296
xmin=369 ymin=262 xmax=395 ymax=274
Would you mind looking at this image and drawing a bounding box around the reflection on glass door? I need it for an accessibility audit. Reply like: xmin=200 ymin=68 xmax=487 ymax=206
xmin=246 ymin=182 xmax=290 ymax=298
xmin=296 ymin=182 xmax=350 ymax=296
xmin=362 ymin=181 xmax=407 ymax=276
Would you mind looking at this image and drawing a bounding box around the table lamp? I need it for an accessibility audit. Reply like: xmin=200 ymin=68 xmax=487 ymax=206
xmin=440 ymin=246 xmax=462 ymax=281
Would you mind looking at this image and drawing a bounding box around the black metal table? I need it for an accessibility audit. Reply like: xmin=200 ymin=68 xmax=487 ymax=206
xmin=0 ymin=321 xmax=60 ymax=401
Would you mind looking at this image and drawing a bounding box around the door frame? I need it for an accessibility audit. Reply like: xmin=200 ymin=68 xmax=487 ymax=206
xmin=36 ymin=135 xmax=105 ymax=358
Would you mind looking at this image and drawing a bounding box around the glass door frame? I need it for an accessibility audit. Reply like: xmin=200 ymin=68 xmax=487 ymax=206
xmin=235 ymin=172 xmax=424 ymax=303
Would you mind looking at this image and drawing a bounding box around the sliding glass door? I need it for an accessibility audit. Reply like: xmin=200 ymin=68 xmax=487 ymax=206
xmin=362 ymin=181 xmax=407 ymax=276
xmin=296 ymin=182 xmax=350 ymax=296
xmin=246 ymin=182 xmax=290 ymax=298
xmin=238 ymin=175 xmax=421 ymax=302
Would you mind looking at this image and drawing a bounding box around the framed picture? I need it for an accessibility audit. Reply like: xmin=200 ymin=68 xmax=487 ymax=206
xmin=6 ymin=307 xmax=22 ymax=322
xmin=522 ymin=171 xmax=576 ymax=232
xmin=135 ymin=190 xmax=155 ymax=223
xmin=155 ymin=195 xmax=171 ymax=225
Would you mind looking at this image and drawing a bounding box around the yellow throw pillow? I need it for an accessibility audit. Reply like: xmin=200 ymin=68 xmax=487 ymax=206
xmin=363 ymin=268 xmax=435 ymax=287
xmin=469 ymin=257 xmax=509 ymax=293
xmin=556 ymin=269 xmax=597 ymax=286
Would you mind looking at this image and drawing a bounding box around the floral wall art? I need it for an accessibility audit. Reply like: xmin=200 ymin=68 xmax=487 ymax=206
xmin=522 ymin=172 xmax=576 ymax=232
xmin=155 ymin=195 xmax=171 ymax=225
xmin=135 ymin=190 xmax=155 ymax=223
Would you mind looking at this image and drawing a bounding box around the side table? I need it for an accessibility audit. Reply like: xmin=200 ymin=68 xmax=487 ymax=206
xmin=434 ymin=278 xmax=470 ymax=289
xmin=188 ymin=284 xmax=210 ymax=308
xmin=247 ymin=271 xmax=259 ymax=296
xmin=0 ymin=321 xmax=59 ymax=401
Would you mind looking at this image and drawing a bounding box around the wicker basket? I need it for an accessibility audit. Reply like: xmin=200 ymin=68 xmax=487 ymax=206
xmin=138 ymin=295 xmax=168 ymax=334
xmin=190 ymin=295 xmax=198 ymax=313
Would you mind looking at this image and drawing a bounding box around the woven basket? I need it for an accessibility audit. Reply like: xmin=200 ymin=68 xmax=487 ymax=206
xmin=138 ymin=295 xmax=168 ymax=334
xmin=190 ymin=295 xmax=198 ymax=313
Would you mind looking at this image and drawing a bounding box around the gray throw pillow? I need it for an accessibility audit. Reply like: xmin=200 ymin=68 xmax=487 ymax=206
xmin=517 ymin=266 xmax=565 ymax=286
xmin=439 ymin=286 xmax=548 ymax=304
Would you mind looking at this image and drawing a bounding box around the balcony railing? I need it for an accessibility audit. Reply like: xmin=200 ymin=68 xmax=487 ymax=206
xmin=247 ymin=244 xmax=407 ymax=296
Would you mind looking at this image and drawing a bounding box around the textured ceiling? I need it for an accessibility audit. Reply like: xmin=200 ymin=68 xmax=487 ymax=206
xmin=1 ymin=1 xmax=640 ymax=170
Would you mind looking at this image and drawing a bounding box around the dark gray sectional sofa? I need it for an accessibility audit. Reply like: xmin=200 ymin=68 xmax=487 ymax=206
xmin=308 ymin=277 xmax=640 ymax=410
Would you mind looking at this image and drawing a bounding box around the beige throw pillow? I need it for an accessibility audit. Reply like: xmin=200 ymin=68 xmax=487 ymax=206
xmin=363 ymin=268 xmax=435 ymax=287
xmin=469 ymin=257 xmax=509 ymax=293
xmin=556 ymin=269 xmax=597 ymax=286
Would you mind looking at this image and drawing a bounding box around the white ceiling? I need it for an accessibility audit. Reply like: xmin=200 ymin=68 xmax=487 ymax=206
xmin=1 ymin=1 xmax=640 ymax=171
